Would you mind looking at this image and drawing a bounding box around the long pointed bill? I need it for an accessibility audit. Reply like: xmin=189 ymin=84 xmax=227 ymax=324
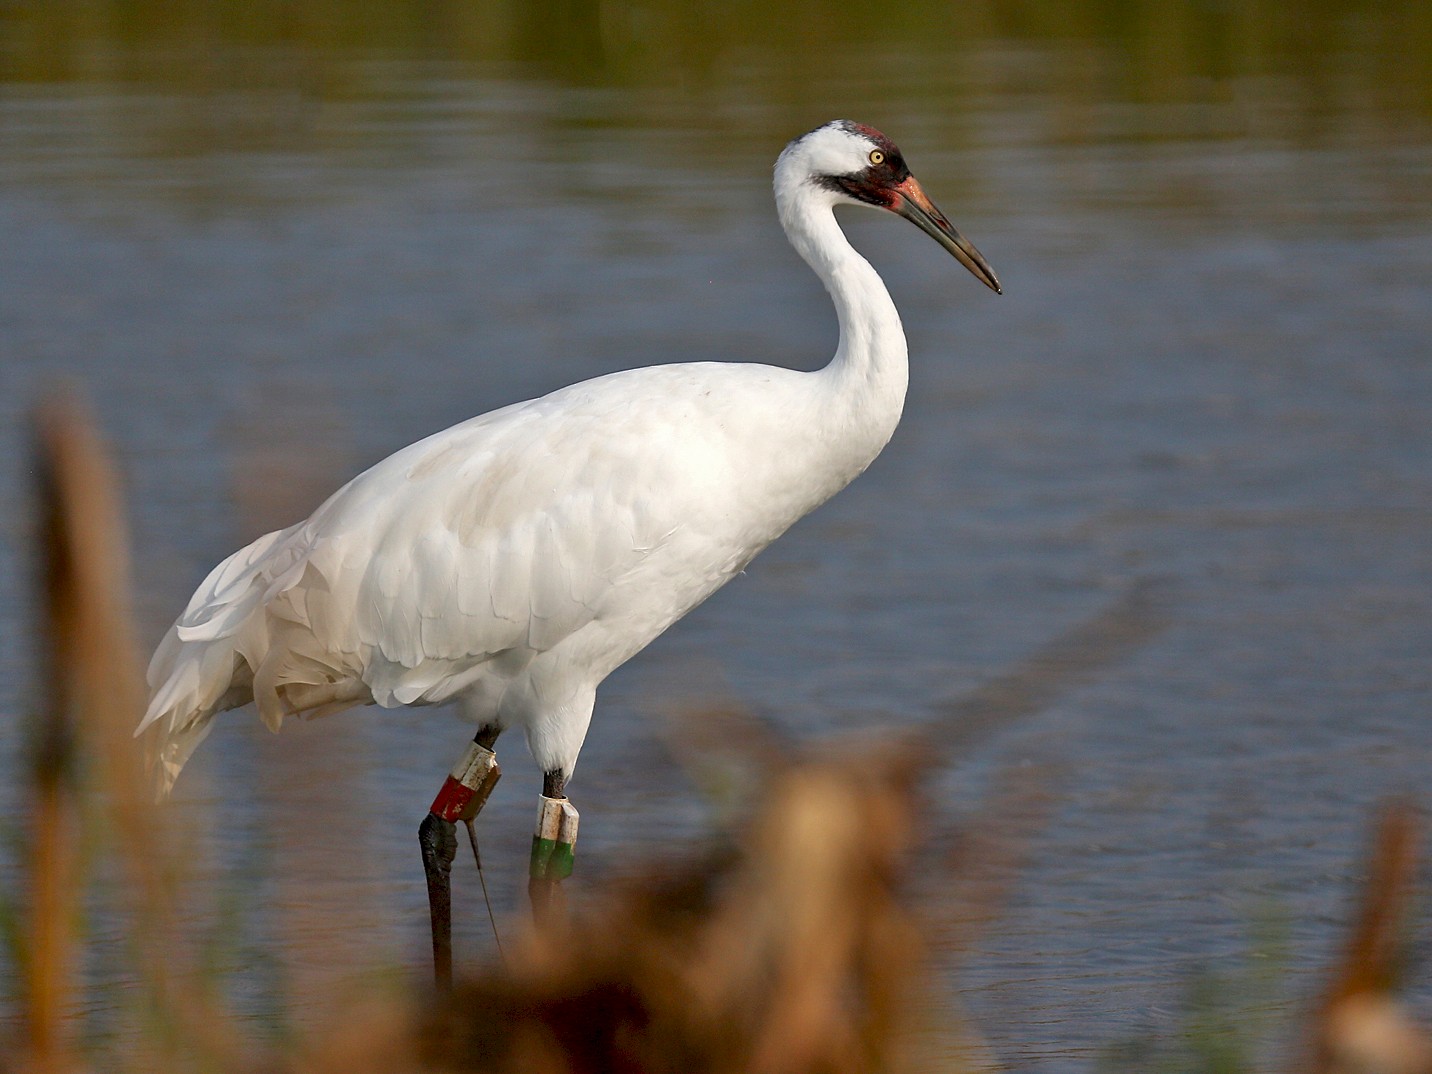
xmin=892 ymin=176 xmax=1002 ymax=295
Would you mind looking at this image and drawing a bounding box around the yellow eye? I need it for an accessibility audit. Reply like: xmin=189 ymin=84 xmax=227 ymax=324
xmin=869 ymin=149 xmax=885 ymax=166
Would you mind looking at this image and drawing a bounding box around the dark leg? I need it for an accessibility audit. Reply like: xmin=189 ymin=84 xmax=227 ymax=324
xmin=542 ymin=769 xmax=566 ymax=799
xmin=420 ymin=725 xmax=502 ymax=989
xmin=529 ymin=768 xmax=579 ymax=926
xmin=418 ymin=812 xmax=457 ymax=989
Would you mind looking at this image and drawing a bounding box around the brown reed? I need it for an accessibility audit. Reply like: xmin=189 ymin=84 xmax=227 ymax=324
xmin=1310 ymin=802 xmax=1432 ymax=1074
xmin=16 ymin=391 xmax=243 ymax=1074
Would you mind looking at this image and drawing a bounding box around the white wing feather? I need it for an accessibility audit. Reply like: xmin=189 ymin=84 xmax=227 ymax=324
xmin=140 ymin=362 xmax=838 ymax=793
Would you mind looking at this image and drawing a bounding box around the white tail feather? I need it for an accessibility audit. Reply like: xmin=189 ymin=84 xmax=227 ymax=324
xmin=138 ymin=525 xmax=300 ymax=797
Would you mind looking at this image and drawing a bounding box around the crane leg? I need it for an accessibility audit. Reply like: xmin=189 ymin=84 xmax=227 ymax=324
xmin=529 ymin=769 xmax=579 ymax=927
xmin=420 ymin=725 xmax=501 ymax=989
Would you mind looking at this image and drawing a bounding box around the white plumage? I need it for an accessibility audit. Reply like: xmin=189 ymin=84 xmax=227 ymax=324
xmin=138 ymin=120 xmax=1000 ymax=796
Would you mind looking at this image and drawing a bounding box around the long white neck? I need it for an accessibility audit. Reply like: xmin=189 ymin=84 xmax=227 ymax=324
xmin=776 ymin=183 xmax=909 ymax=456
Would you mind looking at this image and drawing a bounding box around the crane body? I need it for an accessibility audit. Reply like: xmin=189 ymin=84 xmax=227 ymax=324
xmin=137 ymin=119 xmax=1002 ymax=983
xmin=143 ymin=359 xmax=902 ymax=790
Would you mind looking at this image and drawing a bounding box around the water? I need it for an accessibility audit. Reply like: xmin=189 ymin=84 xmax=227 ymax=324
xmin=2 ymin=4 xmax=1431 ymax=1069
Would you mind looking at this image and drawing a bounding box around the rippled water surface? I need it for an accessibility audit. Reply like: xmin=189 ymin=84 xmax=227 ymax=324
xmin=3 ymin=4 xmax=1431 ymax=1069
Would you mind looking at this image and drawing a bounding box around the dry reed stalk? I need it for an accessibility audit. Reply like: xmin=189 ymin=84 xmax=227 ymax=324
xmin=21 ymin=400 xmax=90 ymax=1073
xmin=1310 ymin=802 xmax=1432 ymax=1074
xmin=16 ymin=749 xmax=82 ymax=1074
xmin=928 ymin=577 xmax=1169 ymax=761
xmin=13 ymin=392 xmax=139 ymax=1073
xmin=18 ymin=392 xmax=243 ymax=1073
xmin=920 ymin=760 xmax=1058 ymax=965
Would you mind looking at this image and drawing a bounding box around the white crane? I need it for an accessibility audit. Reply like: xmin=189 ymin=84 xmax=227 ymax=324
xmin=137 ymin=119 xmax=1001 ymax=984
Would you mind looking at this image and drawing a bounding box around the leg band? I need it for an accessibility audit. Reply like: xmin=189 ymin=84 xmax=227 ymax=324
xmin=429 ymin=741 xmax=501 ymax=822
xmin=529 ymin=795 xmax=579 ymax=881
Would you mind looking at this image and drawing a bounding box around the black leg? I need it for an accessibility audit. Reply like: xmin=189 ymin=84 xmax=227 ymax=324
xmin=529 ymin=767 xmax=579 ymax=926
xmin=542 ymin=769 xmax=567 ymax=800
xmin=421 ymin=725 xmax=502 ymax=989
xmin=418 ymin=811 xmax=457 ymax=989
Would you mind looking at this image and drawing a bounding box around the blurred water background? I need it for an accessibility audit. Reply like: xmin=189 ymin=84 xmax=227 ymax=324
xmin=2 ymin=2 xmax=1430 ymax=1069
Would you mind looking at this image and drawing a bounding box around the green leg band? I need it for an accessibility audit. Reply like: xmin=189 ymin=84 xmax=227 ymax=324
xmin=530 ymin=835 xmax=577 ymax=881
xmin=529 ymin=795 xmax=580 ymax=882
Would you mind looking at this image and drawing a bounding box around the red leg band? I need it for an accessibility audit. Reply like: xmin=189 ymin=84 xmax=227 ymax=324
xmin=428 ymin=741 xmax=501 ymax=822
xmin=430 ymin=775 xmax=477 ymax=821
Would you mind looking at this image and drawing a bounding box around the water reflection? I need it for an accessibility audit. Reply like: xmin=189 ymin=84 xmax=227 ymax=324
xmin=1 ymin=3 xmax=1431 ymax=1072
xmin=3 ymin=0 xmax=1430 ymax=222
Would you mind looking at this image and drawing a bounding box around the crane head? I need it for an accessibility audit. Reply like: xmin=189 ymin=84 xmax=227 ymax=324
xmin=777 ymin=120 xmax=1002 ymax=295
